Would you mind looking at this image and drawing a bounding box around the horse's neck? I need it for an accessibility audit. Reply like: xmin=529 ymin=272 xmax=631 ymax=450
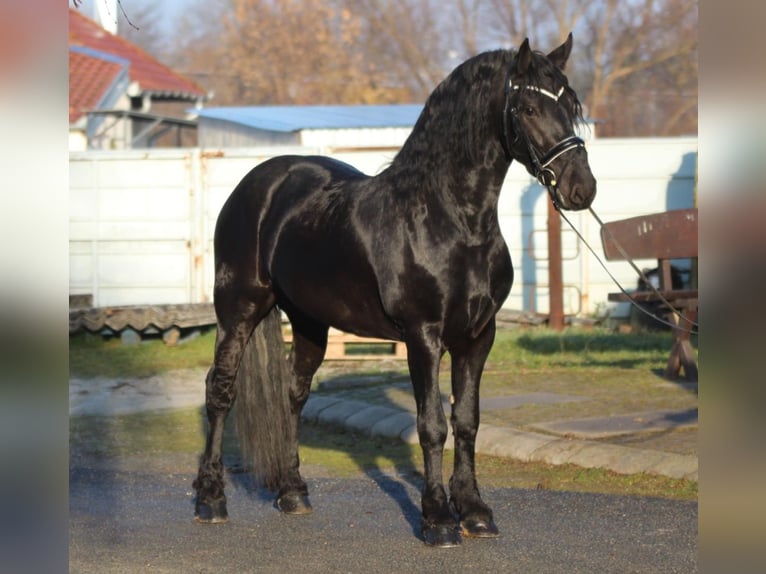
xmin=384 ymin=55 xmax=511 ymax=222
xmin=385 ymin=123 xmax=510 ymax=220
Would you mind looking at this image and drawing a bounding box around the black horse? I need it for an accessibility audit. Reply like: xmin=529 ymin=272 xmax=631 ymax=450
xmin=194 ymin=35 xmax=596 ymax=547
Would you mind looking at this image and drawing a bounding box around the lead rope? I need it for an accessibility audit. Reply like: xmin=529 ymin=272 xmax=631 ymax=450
xmin=556 ymin=206 xmax=699 ymax=335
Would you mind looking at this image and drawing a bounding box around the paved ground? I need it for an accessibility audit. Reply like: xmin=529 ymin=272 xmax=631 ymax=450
xmin=69 ymin=452 xmax=697 ymax=573
xmin=69 ymin=365 xmax=698 ymax=572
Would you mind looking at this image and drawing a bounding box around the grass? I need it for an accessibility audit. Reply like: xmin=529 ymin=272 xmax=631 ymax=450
xmin=489 ymin=327 xmax=681 ymax=368
xmin=69 ymin=329 xmax=216 ymax=378
xmin=70 ymin=407 xmax=697 ymax=501
xmin=69 ymin=325 xmax=698 ymax=501
xmin=69 ymin=326 xmax=684 ymax=380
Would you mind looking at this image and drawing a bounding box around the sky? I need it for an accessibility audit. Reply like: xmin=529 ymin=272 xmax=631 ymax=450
xmin=72 ymin=0 xmax=187 ymax=34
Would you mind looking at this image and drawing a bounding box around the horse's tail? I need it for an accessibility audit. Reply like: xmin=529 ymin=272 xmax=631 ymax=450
xmin=233 ymin=306 xmax=292 ymax=490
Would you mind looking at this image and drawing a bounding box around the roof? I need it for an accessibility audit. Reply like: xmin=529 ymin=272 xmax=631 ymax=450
xmin=195 ymin=105 xmax=424 ymax=132
xmin=69 ymin=46 xmax=129 ymax=124
xmin=69 ymin=7 xmax=206 ymax=124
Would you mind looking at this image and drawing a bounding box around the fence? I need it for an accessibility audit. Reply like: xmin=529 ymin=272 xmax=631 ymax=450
xmin=69 ymin=138 xmax=697 ymax=317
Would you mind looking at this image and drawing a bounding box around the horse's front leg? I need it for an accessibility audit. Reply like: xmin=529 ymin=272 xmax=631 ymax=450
xmin=407 ymin=332 xmax=459 ymax=547
xmin=449 ymin=317 xmax=500 ymax=538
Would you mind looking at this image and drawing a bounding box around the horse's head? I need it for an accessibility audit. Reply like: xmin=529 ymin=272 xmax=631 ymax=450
xmin=504 ymin=34 xmax=596 ymax=211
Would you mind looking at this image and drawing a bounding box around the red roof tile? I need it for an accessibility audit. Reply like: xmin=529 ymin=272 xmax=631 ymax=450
xmin=69 ymin=48 xmax=127 ymax=124
xmin=69 ymin=8 xmax=206 ymax=125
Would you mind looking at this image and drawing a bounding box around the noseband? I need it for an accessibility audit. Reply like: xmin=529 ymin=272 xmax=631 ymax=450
xmin=502 ymin=76 xmax=585 ymax=209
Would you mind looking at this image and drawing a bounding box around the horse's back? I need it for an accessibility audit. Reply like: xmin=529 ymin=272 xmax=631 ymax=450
xmin=214 ymin=154 xmax=366 ymax=257
xmin=220 ymin=154 xmax=366 ymax=213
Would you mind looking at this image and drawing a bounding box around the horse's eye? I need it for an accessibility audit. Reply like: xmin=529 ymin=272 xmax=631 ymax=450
xmin=524 ymin=106 xmax=536 ymax=116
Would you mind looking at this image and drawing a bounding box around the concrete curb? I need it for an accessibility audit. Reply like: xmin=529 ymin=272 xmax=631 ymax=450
xmin=302 ymin=395 xmax=698 ymax=482
xmin=68 ymin=376 xmax=697 ymax=482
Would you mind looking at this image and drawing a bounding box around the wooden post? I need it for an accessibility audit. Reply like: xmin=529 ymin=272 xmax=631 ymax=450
xmin=547 ymin=195 xmax=565 ymax=331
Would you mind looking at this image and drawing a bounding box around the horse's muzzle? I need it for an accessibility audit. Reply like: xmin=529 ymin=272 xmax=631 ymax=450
xmin=557 ymin=161 xmax=596 ymax=211
xmin=567 ymin=178 xmax=596 ymax=210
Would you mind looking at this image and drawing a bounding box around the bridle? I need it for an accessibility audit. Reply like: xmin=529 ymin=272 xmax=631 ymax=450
xmin=502 ymin=74 xmax=585 ymax=210
xmin=500 ymin=67 xmax=697 ymax=334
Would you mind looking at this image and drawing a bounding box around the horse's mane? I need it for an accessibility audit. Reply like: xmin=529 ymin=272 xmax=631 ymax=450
xmin=392 ymin=50 xmax=513 ymax=171
xmin=390 ymin=47 xmax=583 ymax=175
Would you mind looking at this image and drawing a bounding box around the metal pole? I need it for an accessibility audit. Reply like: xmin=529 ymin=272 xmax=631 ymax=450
xmin=547 ymin=195 xmax=565 ymax=330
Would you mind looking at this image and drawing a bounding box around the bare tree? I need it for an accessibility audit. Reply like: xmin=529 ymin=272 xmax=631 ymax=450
xmin=141 ymin=0 xmax=696 ymax=136
xmin=206 ymin=0 xmax=406 ymax=105
xmin=344 ymin=0 xmax=450 ymax=99
xmin=581 ymin=0 xmax=697 ymax=136
xmin=485 ymin=0 xmax=697 ymax=136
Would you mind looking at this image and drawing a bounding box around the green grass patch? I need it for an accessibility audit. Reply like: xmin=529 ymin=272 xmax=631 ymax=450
xmin=70 ymin=326 xmax=685 ymax=380
xmin=70 ymin=407 xmax=207 ymax=458
xmin=70 ymin=408 xmax=696 ymax=501
xmin=487 ymin=327 xmax=684 ymax=370
xmin=69 ymin=330 xmax=216 ymax=378
xmin=475 ymin=452 xmax=697 ymax=500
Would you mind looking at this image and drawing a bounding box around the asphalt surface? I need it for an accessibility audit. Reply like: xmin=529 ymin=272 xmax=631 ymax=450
xmin=69 ymin=453 xmax=697 ymax=573
xmin=69 ymin=367 xmax=698 ymax=572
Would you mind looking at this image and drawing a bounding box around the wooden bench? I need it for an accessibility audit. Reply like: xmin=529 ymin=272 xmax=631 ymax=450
xmin=600 ymin=208 xmax=698 ymax=382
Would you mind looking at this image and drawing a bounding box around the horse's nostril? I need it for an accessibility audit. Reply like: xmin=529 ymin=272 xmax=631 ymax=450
xmin=571 ymin=185 xmax=584 ymax=206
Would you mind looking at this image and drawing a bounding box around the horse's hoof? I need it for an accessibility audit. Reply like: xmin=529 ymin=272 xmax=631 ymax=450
xmin=276 ymin=492 xmax=313 ymax=515
xmin=423 ymin=524 xmax=462 ymax=548
xmin=194 ymin=499 xmax=229 ymax=524
xmin=460 ymin=517 xmax=500 ymax=538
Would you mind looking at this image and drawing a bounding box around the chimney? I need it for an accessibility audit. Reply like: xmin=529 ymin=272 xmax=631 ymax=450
xmin=95 ymin=0 xmax=118 ymax=35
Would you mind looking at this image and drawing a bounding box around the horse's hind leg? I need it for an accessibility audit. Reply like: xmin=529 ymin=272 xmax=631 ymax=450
xmin=193 ymin=288 xmax=275 ymax=523
xmin=275 ymin=312 xmax=328 ymax=514
xmin=448 ymin=318 xmax=499 ymax=538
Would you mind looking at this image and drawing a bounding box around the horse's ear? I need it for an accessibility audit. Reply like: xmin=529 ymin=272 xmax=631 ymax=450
xmin=547 ymin=33 xmax=573 ymax=70
xmin=515 ymin=38 xmax=533 ymax=75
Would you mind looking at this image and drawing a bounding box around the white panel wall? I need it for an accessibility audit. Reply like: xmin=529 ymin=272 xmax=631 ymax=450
xmin=69 ymin=150 xmax=195 ymax=306
xmin=495 ymin=137 xmax=697 ymax=315
xmin=70 ymin=138 xmax=697 ymax=316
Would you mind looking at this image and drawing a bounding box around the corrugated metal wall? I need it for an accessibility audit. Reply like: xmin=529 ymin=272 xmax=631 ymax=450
xmin=70 ymin=138 xmax=697 ymax=316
